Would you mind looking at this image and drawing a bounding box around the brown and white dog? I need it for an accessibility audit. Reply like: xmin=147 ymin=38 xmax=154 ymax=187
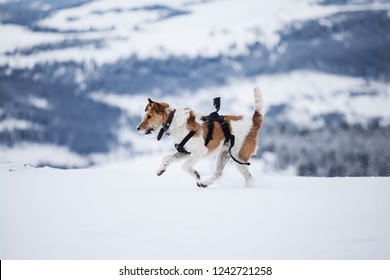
xmin=137 ymin=87 xmax=264 ymax=187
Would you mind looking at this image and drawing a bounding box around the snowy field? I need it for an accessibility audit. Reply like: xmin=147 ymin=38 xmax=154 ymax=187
xmin=1 ymin=155 xmax=389 ymax=260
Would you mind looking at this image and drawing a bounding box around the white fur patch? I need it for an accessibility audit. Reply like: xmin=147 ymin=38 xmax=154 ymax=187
xmin=229 ymin=116 xmax=253 ymax=155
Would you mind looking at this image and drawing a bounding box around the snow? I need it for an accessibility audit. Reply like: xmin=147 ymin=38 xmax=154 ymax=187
xmin=0 ymin=24 xmax=63 ymax=54
xmin=0 ymin=118 xmax=42 ymax=132
xmin=0 ymin=143 xmax=89 ymax=167
xmin=89 ymin=92 xmax=148 ymax=118
xmin=38 ymin=0 xmax=159 ymax=32
xmin=91 ymin=71 xmax=390 ymax=129
xmin=1 ymin=155 xmax=389 ymax=259
xmin=2 ymin=0 xmax=390 ymax=67
xmin=201 ymin=71 xmax=390 ymax=128
xmin=28 ymin=96 xmax=51 ymax=110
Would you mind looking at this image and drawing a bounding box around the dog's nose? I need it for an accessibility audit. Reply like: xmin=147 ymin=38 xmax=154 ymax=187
xmin=137 ymin=126 xmax=140 ymax=131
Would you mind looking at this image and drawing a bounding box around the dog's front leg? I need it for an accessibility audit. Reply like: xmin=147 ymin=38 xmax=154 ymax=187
xmin=157 ymin=152 xmax=188 ymax=176
xmin=182 ymin=153 xmax=203 ymax=182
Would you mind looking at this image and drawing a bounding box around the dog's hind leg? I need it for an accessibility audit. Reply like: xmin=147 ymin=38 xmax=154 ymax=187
xmin=235 ymin=164 xmax=254 ymax=187
xmin=157 ymin=152 xmax=189 ymax=176
xmin=197 ymin=147 xmax=230 ymax=188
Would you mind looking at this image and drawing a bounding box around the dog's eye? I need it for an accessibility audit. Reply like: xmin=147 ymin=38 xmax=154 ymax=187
xmin=147 ymin=115 xmax=152 ymax=119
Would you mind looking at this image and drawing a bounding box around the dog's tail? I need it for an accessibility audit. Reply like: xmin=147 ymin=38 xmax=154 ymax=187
xmin=252 ymin=86 xmax=264 ymax=128
xmin=253 ymin=87 xmax=264 ymax=115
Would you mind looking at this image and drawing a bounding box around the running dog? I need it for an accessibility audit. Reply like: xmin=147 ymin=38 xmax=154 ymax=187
xmin=137 ymin=87 xmax=264 ymax=187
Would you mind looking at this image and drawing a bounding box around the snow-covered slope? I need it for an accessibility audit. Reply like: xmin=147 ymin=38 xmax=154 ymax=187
xmin=91 ymin=71 xmax=390 ymax=129
xmin=2 ymin=0 xmax=390 ymax=67
xmin=1 ymin=155 xmax=389 ymax=259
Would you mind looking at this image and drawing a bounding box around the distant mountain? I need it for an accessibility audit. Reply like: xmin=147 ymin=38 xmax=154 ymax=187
xmin=1 ymin=0 xmax=389 ymax=175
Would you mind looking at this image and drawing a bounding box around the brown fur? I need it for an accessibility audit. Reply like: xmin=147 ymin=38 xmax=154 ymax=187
xmin=186 ymin=112 xmax=246 ymax=153
xmin=238 ymin=111 xmax=264 ymax=162
xmin=202 ymin=121 xmax=225 ymax=153
xmin=224 ymin=115 xmax=244 ymax=122
xmin=201 ymin=115 xmax=244 ymax=153
xmin=138 ymin=99 xmax=170 ymax=131
xmin=186 ymin=111 xmax=201 ymax=137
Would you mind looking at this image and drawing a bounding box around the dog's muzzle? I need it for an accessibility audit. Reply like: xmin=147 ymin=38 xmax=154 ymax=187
xmin=137 ymin=125 xmax=156 ymax=135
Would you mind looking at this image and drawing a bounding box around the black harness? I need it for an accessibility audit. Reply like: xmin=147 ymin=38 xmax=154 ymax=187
xmin=157 ymin=108 xmax=194 ymax=155
xmin=158 ymin=98 xmax=250 ymax=165
xmin=201 ymin=98 xmax=250 ymax=165
xmin=174 ymin=130 xmax=196 ymax=154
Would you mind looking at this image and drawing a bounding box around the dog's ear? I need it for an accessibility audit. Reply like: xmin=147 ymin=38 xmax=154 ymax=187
xmin=155 ymin=103 xmax=165 ymax=114
xmin=146 ymin=98 xmax=166 ymax=114
xmin=145 ymin=98 xmax=154 ymax=111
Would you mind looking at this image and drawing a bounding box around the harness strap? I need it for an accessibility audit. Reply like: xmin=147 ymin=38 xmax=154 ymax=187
xmin=218 ymin=119 xmax=230 ymax=143
xmin=204 ymin=120 xmax=214 ymax=146
xmin=201 ymin=98 xmax=251 ymax=165
xmin=175 ymin=130 xmax=196 ymax=154
xmin=228 ymin=135 xmax=251 ymax=166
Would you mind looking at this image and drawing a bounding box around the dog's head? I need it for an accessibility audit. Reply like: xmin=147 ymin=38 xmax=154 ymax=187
xmin=137 ymin=98 xmax=170 ymax=135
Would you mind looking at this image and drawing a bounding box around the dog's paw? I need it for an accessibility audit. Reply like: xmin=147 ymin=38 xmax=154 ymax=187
xmin=197 ymin=182 xmax=208 ymax=188
xmin=156 ymin=168 xmax=166 ymax=176
xmin=194 ymin=170 xmax=201 ymax=180
xmin=244 ymin=176 xmax=255 ymax=188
